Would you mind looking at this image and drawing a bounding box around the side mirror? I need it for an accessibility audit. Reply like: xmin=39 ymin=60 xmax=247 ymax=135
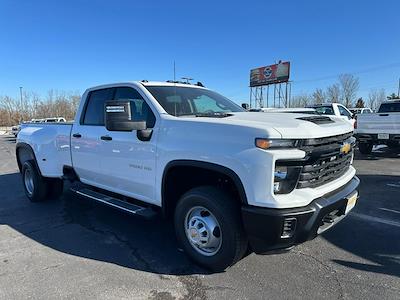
xmin=241 ymin=103 xmax=250 ymax=110
xmin=105 ymin=100 xmax=147 ymax=131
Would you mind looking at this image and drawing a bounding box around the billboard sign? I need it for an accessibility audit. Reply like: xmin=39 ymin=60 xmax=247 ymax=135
xmin=250 ymin=62 xmax=290 ymax=87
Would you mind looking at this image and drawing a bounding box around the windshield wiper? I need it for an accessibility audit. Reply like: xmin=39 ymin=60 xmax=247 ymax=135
xmin=176 ymin=112 xmax=232 ymax=118
xmin=194 ymin=112 xmax=232 ymax=118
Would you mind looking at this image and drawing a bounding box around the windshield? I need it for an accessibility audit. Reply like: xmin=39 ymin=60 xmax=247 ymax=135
xmin=378 ymin=102 xmax=400 ymax=113
xmin=145 ymin=86 xmax=244 ymax=116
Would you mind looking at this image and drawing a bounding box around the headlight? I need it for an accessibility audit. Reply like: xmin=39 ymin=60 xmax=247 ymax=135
xmin=255 ymin=138 xmax=299 ymax=150
xmin=274 ymin=164 xmax=302 ymax=194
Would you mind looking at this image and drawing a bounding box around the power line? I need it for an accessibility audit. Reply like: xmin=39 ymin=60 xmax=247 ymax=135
xmin=295 ymin=62 xmax=400 ymax=84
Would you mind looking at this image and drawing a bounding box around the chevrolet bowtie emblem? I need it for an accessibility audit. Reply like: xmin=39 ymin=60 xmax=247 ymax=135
xmin=340 ymin=143 xmax=351 ymax=155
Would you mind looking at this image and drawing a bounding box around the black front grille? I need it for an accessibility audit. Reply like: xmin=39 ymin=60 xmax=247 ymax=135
xmin=297 ymin=132 xmax=354 ymax=189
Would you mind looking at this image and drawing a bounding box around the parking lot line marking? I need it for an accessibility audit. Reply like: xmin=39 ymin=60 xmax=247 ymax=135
xmin=350 ymin=212 xmax=400 ymax=228
xmin=386 ymin=183 xmax=400 ymax=188
xmin=378 ymin=207 xmax=400 ymax=215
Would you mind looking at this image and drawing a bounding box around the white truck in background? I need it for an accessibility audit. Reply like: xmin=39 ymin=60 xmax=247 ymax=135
xmin=355 ymin=100 xmax=400 ymax=154
xmin=16 ymin=81 xmax=359 ymax=271
xmin=307 ymin=103 xmax=356 ymax=127
xmin=349 ymin=107 xmax=373 ymax=115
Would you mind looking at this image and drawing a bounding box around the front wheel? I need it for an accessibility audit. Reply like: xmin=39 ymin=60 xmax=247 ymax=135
xmin=174 ymin=186 xmax=248 ymax=271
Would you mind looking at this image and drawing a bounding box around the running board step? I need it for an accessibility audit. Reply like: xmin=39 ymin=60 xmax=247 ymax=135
xmin=71 ymin=187 xmax=157 ymax=219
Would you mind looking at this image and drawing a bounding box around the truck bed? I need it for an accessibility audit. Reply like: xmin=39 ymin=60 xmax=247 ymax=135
xmin=17 ymin=123 xmax=74 ymax=177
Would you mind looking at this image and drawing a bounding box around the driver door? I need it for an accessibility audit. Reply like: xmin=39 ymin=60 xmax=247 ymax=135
xmin=97 ymin=87 xmax=158 ymax=204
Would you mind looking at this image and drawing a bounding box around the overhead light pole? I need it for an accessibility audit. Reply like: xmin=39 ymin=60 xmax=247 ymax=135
xmin=19 ymin=86 xmax=23 ymax=107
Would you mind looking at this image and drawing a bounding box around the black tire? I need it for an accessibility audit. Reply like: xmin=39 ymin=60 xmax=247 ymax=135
xmin=358 ymin=142 xmax=373 ymax=154
xmin=174 ymin=186 xmax=248 ymax=272
xmin=21 ymin=160 xmax=49 ymax=202
xmin=46 ymin=178 xmax=64 ymax=200
xmin=387 ymin=141 xmax=399 ymax=149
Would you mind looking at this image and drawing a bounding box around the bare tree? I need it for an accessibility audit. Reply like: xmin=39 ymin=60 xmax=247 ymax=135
xmin=368 ymin=89 xmax=386 ymax=111
xmin=339 ymin=74 xmax=359 ymax=107
xmin=291 ymin=93 xmax=311 ymax=107
xmin=0 ymin=89 xmax=81 ymax=126
xmin=326 ymin=83 xmax=341 ymax=103
xmin=0 ymin=96 xmax=19 ymax=125
xmin=312 ymin=88 xmax=325 ymax=104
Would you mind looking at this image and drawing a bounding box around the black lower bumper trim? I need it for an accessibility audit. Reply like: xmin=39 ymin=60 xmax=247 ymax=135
xmin=241 ymin=176 xmax=360 ymax=254
xmin=355 ymin=133 xmax=400 ymax=143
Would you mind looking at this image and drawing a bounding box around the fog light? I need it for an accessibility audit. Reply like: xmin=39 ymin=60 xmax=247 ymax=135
xmin=273 ymin=164 xmax=302 ymax=194
xmin=274 ymin=166 xmax=288 ymax=181
xmin=281 ymin=217 xmax=297 ymax=238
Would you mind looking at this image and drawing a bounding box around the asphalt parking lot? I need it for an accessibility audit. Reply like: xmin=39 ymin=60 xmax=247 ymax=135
xmin=0 ymin=134 xmax=399 ymax=299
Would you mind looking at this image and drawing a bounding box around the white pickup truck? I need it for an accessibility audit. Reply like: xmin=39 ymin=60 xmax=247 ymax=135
xmin=355 ymin=100 xmax=400 ymax=154
xmin=307 ymin=103 xmax=356 ymax=127
xmin=16 ymin=81 xmax=359 ymax=271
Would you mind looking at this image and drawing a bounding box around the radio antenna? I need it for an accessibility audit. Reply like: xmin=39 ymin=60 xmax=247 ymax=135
xmin=173 ymin=60 xmax=176 ymax=82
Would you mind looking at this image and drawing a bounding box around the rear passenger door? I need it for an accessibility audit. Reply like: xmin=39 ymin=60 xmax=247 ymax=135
xmin=97 ymin=87 xmax=158 ymax=204
xmin=71 ymin=88 xmax=115 ymax=186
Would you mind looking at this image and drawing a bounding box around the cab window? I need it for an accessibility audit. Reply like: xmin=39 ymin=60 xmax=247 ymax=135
xmin=338 ymin=105 xmax=352 ymax=119
xmin=83 ymin=88 xmax=115 ymax=125
xmin=114 ymin=87 xmax=156 ymax=128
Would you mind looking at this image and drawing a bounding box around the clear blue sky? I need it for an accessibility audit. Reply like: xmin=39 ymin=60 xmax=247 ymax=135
xmin=1 ymin=0 xmax=400 ymax=103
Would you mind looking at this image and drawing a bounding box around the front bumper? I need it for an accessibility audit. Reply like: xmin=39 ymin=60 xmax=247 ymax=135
xmin=241 ymin=176 xmax=360 ymax=254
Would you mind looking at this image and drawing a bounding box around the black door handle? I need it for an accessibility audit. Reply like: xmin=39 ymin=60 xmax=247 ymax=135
xmin=100 ymin=135 xmax=112 ymax=141
xmin=72 ymin=133 xmax=82 ymax=138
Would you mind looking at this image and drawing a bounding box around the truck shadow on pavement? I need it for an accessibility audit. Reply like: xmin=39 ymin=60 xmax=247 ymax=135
xmin=322 ymin=174 xmax=400 ymax=278
xmin=1 ymin=171 xmax=399 ymax=278
xmin=0 ymin=172 xmax=208 ymax=276
xmin=354 ymin=146 xmax=400 ymax=160
xmin=2 ymin=136 xmax=16 ymax=143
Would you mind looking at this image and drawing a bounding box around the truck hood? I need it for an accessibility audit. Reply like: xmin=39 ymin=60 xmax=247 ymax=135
xmin=179 ymin=112 xmax=353 ymax=139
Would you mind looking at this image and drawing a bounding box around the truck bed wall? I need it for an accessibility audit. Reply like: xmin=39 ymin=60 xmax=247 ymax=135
xmin=17 ymin=124 xmax=73 ymax=177
xmin=356 ymin=112 xmax=400 ymax=134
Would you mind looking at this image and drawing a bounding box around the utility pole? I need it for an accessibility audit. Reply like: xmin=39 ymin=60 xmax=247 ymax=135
xmin=398 ymin=78 xmax=400 ymax=98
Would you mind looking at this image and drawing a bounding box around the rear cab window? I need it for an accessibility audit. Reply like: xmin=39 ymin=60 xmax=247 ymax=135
xmin=314 ymin=106 xmax=334 ymax=115
xmin=378 ymin=102 xmax=400 ymax=113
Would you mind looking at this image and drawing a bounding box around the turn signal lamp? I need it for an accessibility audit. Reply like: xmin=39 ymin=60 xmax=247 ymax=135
xmin=255 ymin=138 xmax=299 ymax=149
